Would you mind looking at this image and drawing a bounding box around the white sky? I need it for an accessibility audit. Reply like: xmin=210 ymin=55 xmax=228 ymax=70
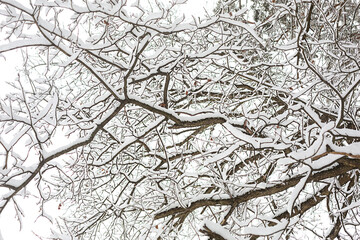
xmin=0 ymin=0 xmax=217 ymax=239
xmin=0 ymin=0 xmax=217 ymax=98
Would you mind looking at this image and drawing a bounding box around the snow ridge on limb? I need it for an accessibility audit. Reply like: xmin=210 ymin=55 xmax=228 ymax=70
xmin=1 ymin=0 xmax=360 ymax=239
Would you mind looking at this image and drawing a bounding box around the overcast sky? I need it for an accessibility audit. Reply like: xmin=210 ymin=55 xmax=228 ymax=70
xmin=0 ymin=1 xmax=217 ymax=239
xmin=0 ymin=0 xmax=217 ymax=99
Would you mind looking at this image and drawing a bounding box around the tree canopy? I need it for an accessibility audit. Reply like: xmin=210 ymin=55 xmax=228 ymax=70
xmin=1 ymin=0 xmax=360 ymax=239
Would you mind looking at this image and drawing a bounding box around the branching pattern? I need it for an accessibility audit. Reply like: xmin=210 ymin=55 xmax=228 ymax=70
xmin=1 ymin=0 xmax=360 ymax=239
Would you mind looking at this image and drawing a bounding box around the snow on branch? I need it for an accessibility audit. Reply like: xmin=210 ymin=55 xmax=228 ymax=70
xmin=1 ymin=0 xmax=360 ymax=239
